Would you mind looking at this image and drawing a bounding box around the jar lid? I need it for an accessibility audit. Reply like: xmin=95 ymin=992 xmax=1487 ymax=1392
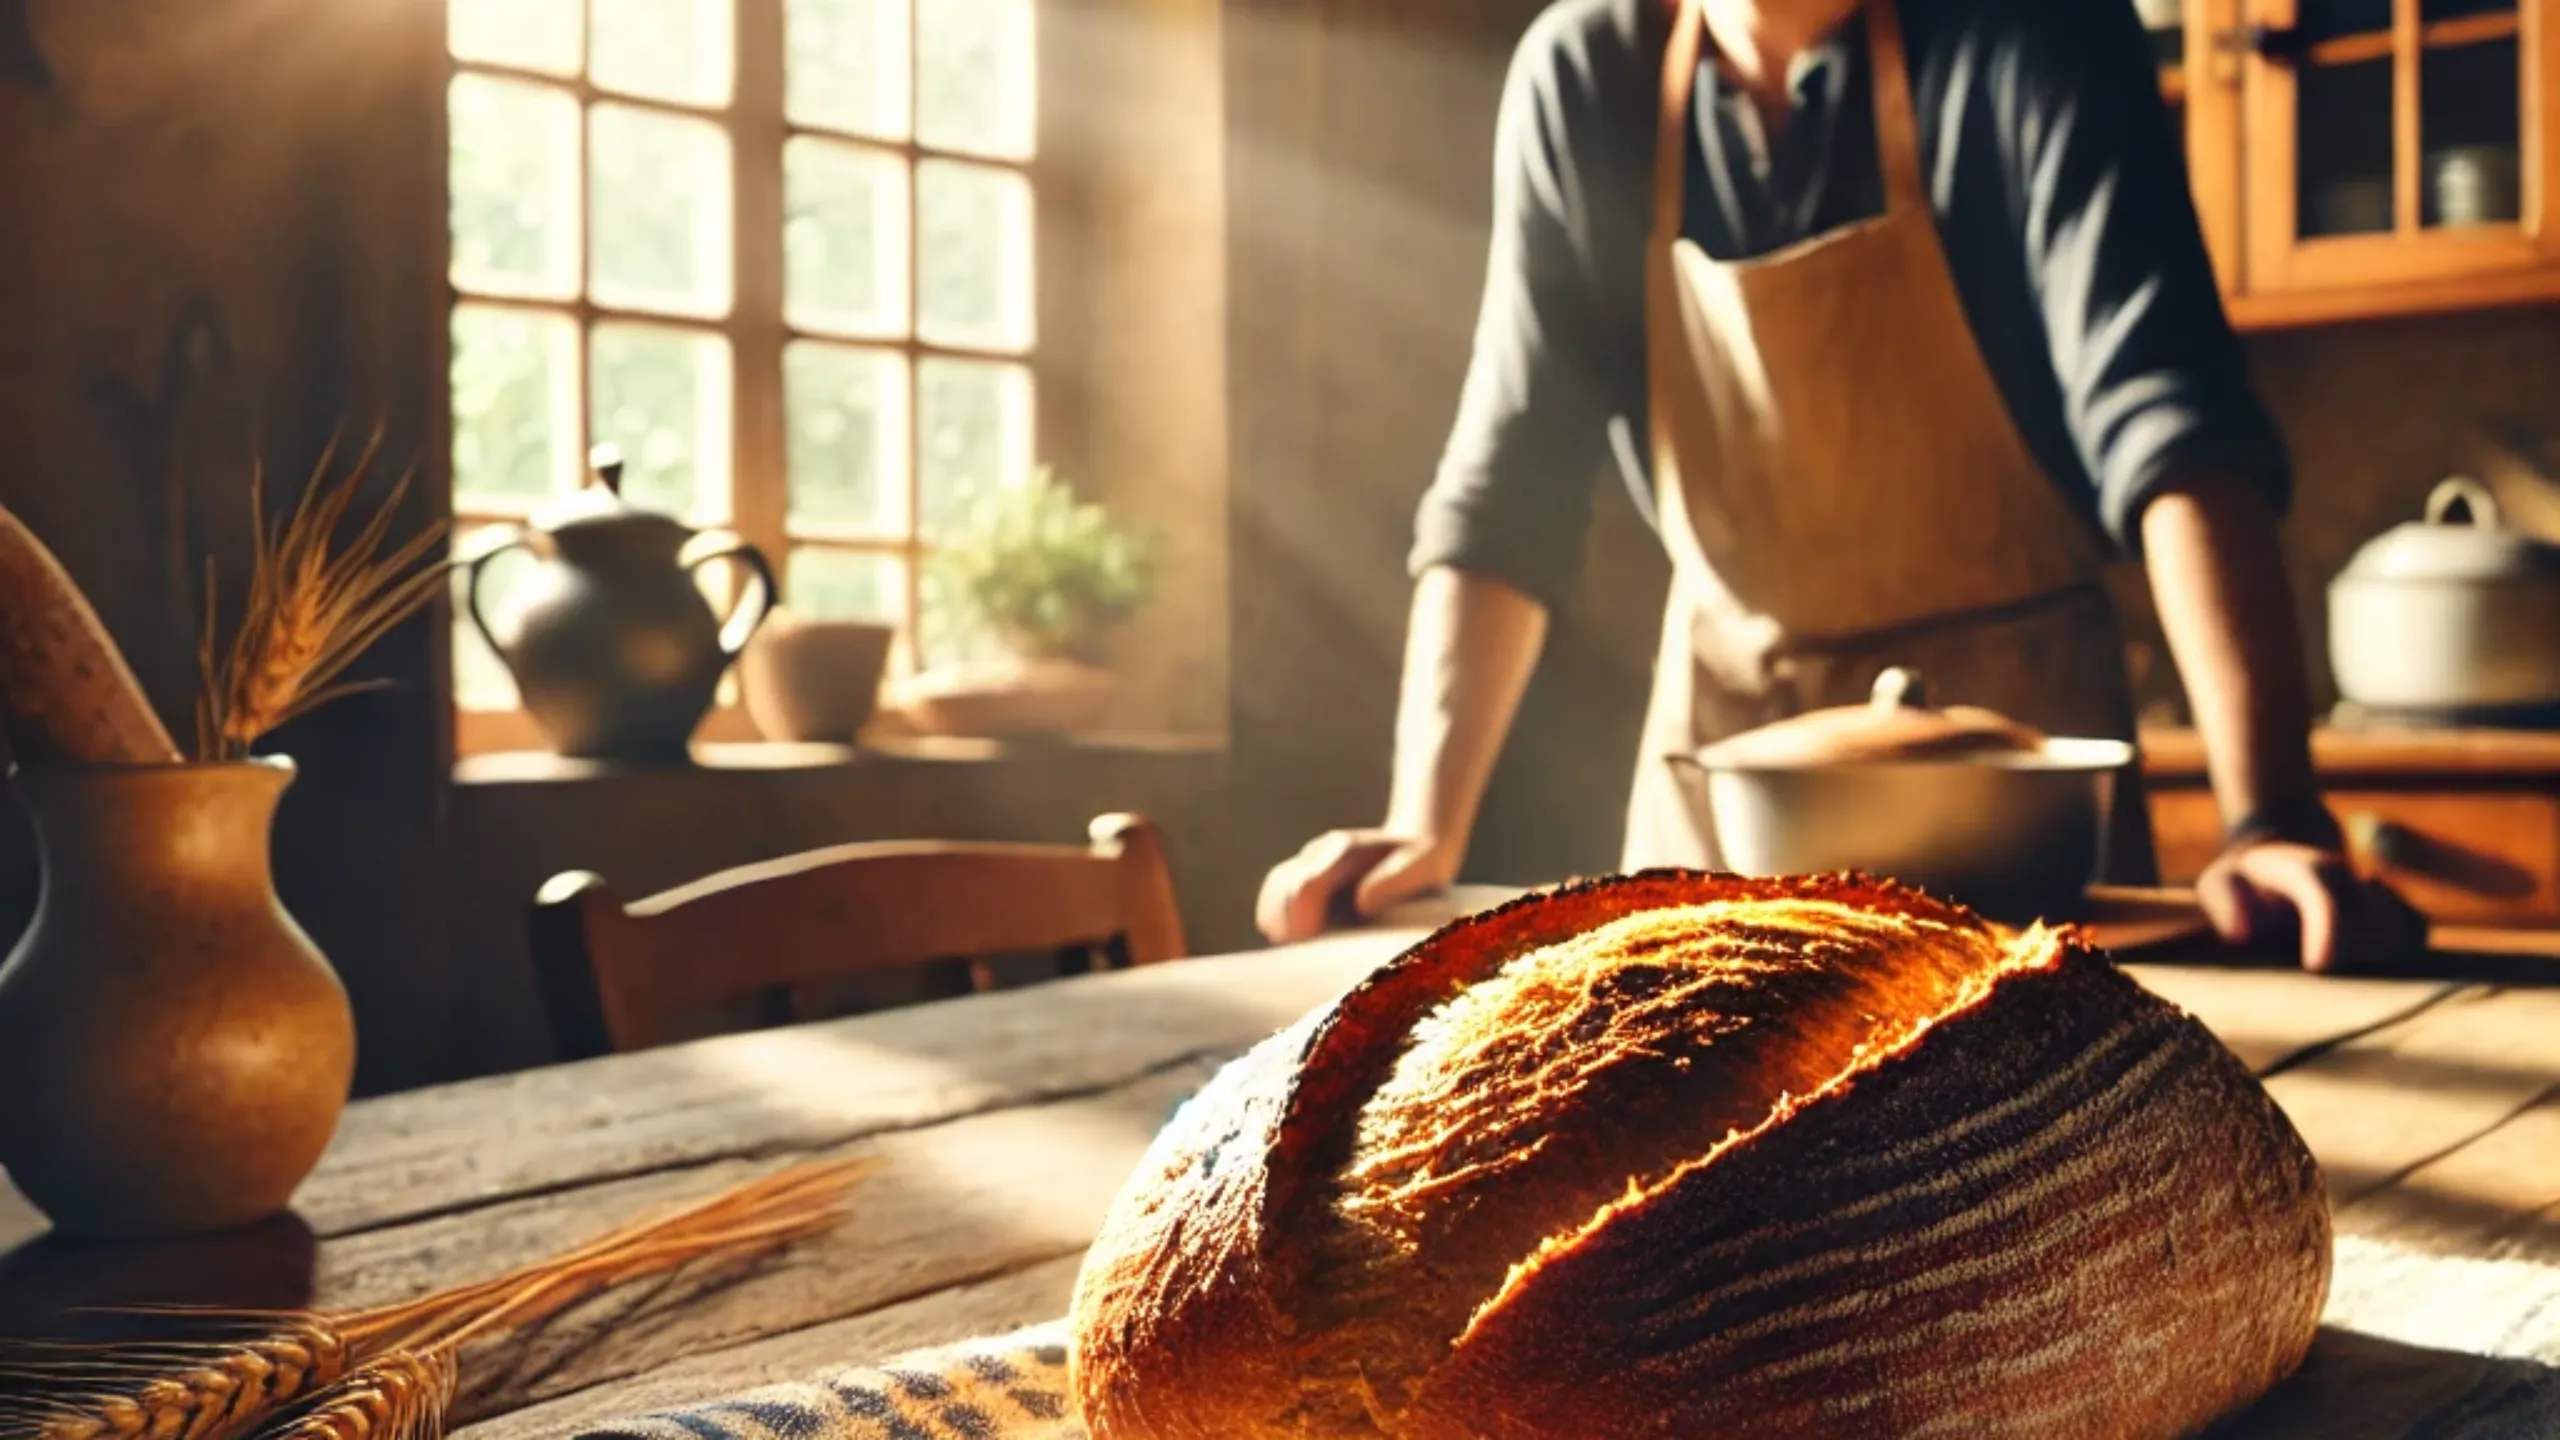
xmin=1693 ymin=667 xmax=2047 ymax=768
xmin=2341 ymin=476 xmax=2560 ymax=584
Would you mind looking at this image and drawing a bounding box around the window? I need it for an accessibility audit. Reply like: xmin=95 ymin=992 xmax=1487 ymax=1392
xmin=446 ymin=0 xmax=1038 ymax=751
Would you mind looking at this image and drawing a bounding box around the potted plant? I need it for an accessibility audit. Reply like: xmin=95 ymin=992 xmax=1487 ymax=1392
xmin=896 ymin=467 xmax=1157 ymax=738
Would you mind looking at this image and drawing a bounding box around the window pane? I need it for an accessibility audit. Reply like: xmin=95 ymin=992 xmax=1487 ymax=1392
xmin=591 ymin=323 xmax=734 ymax=521
xmin=2296 ymin=59 xmax=2393 ymax=237
xmin=785 ymin=138 xmax=911 ymax=338
xmin=2300 ymin=0 xmax=2390 ymax=43
xmin=2421 ymin=40 xmax=2523 ymax=228
xmin=787 ymin=0 xmax=911 ymax=140
xmin=452 ymin=304 xmax=582 ymax=508
xmin=786 ymin=342 xmax=910 ymax=534
xmin=918 ymin=160 xmax=1034 ymax=351
xmin=449 ymin=0 xmax=581 ymax=74
xmin=788 ymin=548 xmax=904 ymax=624
xmin=918 ymin=358 xmax=1032 ymax=542
xmin=2423 ymin=0 xmax=2515 ymax=20
xmin=590 ymin=104 xmax=734 ymax=318
xmin=593 ymin=0 xmax=736 ymax=106
xmin=453 ymin=524 xmax=537 ymax=712
xmin=450 ymin=75 xmax=581 ymax=299
xmin=917 ymin=0 xmax=1035 ymax=159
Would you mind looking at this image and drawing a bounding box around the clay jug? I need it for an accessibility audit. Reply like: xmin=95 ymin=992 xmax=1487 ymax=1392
xmin=0 ymin=758 xmax=356 ymax=1239
xmin=466 ymin=453 xmax=774 ymax=763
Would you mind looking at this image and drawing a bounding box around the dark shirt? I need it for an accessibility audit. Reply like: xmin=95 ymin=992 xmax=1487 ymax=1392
xmin=1410 ymin=0 xmax=2291 ymax=610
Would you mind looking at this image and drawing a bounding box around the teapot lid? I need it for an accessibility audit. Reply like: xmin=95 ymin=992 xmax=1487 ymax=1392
xmin=2342 ymin=476 xmax=2560 ymax=584
xmin=528 ymin=446 xmax=686 ymax=536
xmin=1692 ymin=667 xmax=2047 ymax=768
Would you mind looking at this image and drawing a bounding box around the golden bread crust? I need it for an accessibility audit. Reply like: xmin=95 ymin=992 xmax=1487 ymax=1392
xmin=1069 ymin=872 xmax=2330 ymax=1440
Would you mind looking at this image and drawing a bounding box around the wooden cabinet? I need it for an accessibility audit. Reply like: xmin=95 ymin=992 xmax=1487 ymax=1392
xmin=2159 ymin=0 xmax=2560 ymax=327
xmin=2144 ymin=727 xmax=2560 ymax=924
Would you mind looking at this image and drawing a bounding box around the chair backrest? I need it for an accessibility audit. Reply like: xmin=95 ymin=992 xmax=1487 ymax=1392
xmin=531 ymin=813 xmax=1187 ymax=1057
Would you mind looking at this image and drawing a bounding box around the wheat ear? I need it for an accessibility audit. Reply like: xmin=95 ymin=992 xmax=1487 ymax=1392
xmin=0 ymin=1158 xmax=871 ymax=1440
xmin=251 ymin=1350 xmax=455 ymax=1440
xmin=0 ymin=1317 xmax=351 ymax=1440
xmin=194 ymin=427 xmax=453 ymax=762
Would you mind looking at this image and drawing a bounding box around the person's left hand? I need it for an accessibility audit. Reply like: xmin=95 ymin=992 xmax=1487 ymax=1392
xmin=2194 ymin=838 xmax=2428 ymax=973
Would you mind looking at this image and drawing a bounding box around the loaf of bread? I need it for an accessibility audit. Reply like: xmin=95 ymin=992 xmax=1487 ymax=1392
xmin=0 ymin=502 xmax=180 ymax=764
xmin=1069 ymin=873 xmax=2329 ymax=1439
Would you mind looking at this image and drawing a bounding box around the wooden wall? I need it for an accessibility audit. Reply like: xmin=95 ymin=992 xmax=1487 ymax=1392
xmin=1222 ymin=0 xmax=1668 ymax=903
xmin=0 ymin=0 xmax=455 ymax=1092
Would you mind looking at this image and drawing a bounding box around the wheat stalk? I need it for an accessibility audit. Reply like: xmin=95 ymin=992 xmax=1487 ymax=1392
xmin=194 ymin=429 xmax=455 ymax=762
xmin=250 ymin=1350 xmax=455 ymax=1440
xmin=0 ymin=1317 xmax=351 ymax=1440
xmin=0 ymin=1157 xmax=873 ymax=1440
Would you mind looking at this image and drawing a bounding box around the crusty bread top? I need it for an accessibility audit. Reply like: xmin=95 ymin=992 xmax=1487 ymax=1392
xmin=1286 ymin=893 xmax=2034 ymax=1432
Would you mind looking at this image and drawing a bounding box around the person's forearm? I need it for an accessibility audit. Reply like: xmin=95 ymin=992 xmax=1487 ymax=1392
xmin=2141 ymin=476 xmax=2327 ymax=837
xmin=1382 ymin=566 xmax=1550 ymax=863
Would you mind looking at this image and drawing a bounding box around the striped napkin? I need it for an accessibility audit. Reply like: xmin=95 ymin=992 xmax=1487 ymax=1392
xmin=586 ymin=1325 xmax=1080 ymax=1440
xmin=582 ymin=1238 xmax=2560 ymax=1440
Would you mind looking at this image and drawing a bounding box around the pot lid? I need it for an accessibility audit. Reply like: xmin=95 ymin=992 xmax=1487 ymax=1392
xmin=2341 ymin=476 xmax=2560 ymax=584
xmin=1692 ymin=667 xmax=2047 ymax=768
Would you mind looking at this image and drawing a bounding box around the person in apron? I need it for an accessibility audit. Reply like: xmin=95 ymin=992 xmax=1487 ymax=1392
xmin=1259 ymin=0 xmax=2418 ymax=971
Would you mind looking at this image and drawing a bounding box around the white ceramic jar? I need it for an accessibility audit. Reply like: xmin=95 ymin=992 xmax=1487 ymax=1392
xmin=2328 ymin=476 xmax=2560 ymax=711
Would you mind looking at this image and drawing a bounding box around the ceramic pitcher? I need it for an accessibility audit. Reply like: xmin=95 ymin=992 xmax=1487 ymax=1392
xmin=467 ymin=456 xmax=774 ymax=762
xmin=0 ymin=758 xmax=356 ymax=1239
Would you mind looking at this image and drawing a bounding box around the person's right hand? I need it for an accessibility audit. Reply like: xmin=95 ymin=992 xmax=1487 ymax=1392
xmin=1256 ymin=829 xmax=1457 ymax=945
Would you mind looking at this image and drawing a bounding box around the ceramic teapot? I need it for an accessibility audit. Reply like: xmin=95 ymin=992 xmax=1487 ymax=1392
xmin=467 ymin=450 xmax=774 ymax=761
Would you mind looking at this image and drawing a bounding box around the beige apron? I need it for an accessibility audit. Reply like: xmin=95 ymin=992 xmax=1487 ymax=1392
xmin=1623 ymin=0 xmax=2157 ymax=883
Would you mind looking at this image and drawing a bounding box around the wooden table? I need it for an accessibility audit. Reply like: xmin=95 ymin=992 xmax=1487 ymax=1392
xmin=5 ymin=923 xmax=2558 ymax=1439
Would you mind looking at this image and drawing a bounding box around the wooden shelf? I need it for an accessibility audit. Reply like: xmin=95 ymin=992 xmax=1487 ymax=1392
xmin=2303 ymin=11 xmax=2519 ymax=66
xmin=2142 ymin=725 xmax=2560 ymax=780
xmin=2425 ymin=10 xmax=2522 ymax=48
xmin=2228 ymin=260 xmax=2560 ymax=329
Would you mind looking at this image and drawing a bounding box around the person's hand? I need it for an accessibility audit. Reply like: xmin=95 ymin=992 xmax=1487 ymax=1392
xmin=2194 ymin=838 xmax=2427 ymax=973
xmin=1256 ymin=829 xmax=1457 ymax=945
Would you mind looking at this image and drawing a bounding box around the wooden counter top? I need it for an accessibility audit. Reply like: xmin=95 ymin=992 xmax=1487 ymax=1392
xmin=4 ymin=922 xmax=2556 ymax=1437
xmin=2142 ymin=725 xmax=2560 ymax=780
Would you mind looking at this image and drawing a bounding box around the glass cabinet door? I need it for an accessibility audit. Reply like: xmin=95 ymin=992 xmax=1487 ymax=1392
xmin=2241 ymin=0 xmax=2556 ymax=294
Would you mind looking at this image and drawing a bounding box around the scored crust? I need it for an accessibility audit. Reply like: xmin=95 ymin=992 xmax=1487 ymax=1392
xmin=1068 ymin=873 xmax=2330 ymax=1440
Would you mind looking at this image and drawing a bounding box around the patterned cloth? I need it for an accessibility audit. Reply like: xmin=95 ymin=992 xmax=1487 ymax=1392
xmin=582 ymin=1241 xmax=2560 ymax=1440
xmin=585 ymin=1326 xmax=1080 ymax=1440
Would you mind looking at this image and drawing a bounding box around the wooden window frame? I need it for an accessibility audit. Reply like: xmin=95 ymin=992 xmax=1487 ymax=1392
xmin=448 ymin=0 xmax=1038 ymax=757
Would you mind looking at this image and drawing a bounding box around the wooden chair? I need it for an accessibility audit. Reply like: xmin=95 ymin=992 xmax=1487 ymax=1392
xmin=530 ymin=813 xmax=1188 ymax=1058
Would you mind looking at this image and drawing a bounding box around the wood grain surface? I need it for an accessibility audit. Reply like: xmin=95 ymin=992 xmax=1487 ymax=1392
xmin=3 ymin=919 xmax=2555 ymax=1439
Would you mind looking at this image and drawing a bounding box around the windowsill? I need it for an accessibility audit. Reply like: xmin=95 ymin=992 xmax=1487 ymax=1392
xmin=452 ymin=730 xmax=1228 ymax=786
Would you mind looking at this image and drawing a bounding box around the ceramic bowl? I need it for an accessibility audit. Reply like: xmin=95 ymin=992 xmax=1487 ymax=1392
xmin=738 ymin=611 xmax=896 ymax=743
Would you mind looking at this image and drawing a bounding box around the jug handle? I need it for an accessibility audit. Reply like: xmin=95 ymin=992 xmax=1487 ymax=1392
xmin=461 ymin=526 xmax=534 ymax=660
xmin=679 ymin=531 xmax=778 ymax=661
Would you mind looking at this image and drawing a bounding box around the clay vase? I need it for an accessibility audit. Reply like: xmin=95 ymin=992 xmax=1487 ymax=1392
xmin=0 ymin=758 xmax=356 ymax=1240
